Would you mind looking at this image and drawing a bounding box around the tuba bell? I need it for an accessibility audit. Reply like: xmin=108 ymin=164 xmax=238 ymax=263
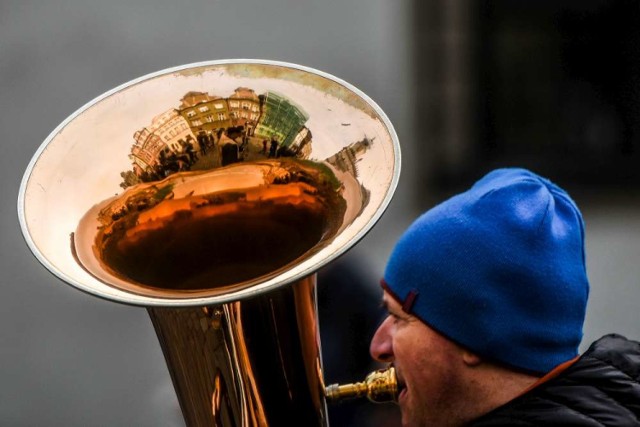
xmin=18 ymin=59 xmax=400 ymax=426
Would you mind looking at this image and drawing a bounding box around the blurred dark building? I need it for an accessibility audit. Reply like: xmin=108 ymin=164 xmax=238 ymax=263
xmin=414 ymin=0 xmax=640 ymax=200
xmin=318 ymin=254 xmax=401 ymax=427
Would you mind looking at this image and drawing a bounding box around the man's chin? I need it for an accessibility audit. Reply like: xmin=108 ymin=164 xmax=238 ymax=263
xmin=398 ymin=390 xmax=415 ymax=427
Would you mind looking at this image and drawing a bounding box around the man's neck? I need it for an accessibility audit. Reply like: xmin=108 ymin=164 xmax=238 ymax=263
xmin=457 ymin=364 xmax=541 ymax=425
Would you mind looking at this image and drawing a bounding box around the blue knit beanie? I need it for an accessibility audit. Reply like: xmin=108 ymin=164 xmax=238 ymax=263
xmin=383 ymin=168 xmax=589 ymax=375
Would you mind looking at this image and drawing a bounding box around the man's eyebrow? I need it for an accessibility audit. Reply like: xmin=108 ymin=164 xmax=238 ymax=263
xmin=379 ymin=299 xmax=390 ymax=310
xmin=380 ymin=298 xmax=405 ymax=317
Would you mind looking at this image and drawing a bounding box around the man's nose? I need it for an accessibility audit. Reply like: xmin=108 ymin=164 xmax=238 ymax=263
xmin=369 ymin=317 xmax=394 ymax=363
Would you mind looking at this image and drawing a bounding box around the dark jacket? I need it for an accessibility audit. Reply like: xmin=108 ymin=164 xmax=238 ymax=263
xmin=471 ymin=334 xmax=640 ymax=426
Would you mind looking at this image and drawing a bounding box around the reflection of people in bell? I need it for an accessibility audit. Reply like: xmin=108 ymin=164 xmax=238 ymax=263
xmin=180 ymin=139 xmax=197 ymax=164
xmin=269 ymin=137 xmax=278 ymax=158
xmin=370 ymin=168 xmax=640 ymax=426
xmin=221 ymin=143 xmax=239 ymax=166
xmin=197 ymin=131 xmax=208 ymax=155
xmin=121 ymin=87 xmax=318 ymax=188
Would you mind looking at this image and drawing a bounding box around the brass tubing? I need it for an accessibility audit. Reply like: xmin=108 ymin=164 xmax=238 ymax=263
xmin=148 ymin=275 xmax=328 ymax=426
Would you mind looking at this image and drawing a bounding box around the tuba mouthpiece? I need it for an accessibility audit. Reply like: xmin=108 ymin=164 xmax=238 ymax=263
xmin=325 ymin=366 xmax=398 ymax=404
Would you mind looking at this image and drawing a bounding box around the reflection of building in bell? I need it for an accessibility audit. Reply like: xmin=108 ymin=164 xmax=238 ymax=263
xmin=254 ymin=91 xmax=309 ymax=150
xmin=130 ymin=109 xmax=195 ymax=176
xmin=227 ymin=87 xmax=261 ymax=132
xmin=290 ymin=126 xmax=313 ymax=158
xmin=178 ymin=88 xmax=262 ymax=137
xmin=178 ymin=91 xmax=231 ymax=131
xmin=324 ymin=137 xmax=372 ymax=179
xmin=124 ymin=87 xmax=316 ymax=187
xmin=323 ymin=137 xmax=372 ymax=221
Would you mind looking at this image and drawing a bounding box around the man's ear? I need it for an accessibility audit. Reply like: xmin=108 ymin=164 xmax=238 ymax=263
xmin=462 ymin=349 xmax=482 ymax=367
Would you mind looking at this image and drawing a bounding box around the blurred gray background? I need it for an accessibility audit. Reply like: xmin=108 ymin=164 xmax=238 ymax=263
xmin=2 ymin=1 xmax=639 ymax=426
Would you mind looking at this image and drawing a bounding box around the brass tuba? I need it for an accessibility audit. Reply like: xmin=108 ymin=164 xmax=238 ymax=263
xmin=18 ymin=60 xmax=400 ymax=426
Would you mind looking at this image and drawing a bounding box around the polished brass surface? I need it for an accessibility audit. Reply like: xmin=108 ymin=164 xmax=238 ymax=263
xmin=148 ymin=276 xmax=326 ymax=426
xmin=325 ymin=366 xmax=398 ymax=404
xmin=19 ymin=60 xmax=401 ymax=427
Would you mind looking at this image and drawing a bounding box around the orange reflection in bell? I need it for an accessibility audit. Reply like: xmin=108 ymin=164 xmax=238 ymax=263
xmin=87 ymin=160 xmax=346 ymax=293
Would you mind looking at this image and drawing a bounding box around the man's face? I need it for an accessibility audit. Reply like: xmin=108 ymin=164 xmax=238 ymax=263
xmin=370 ymin=291 xmax=469 ymax=427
